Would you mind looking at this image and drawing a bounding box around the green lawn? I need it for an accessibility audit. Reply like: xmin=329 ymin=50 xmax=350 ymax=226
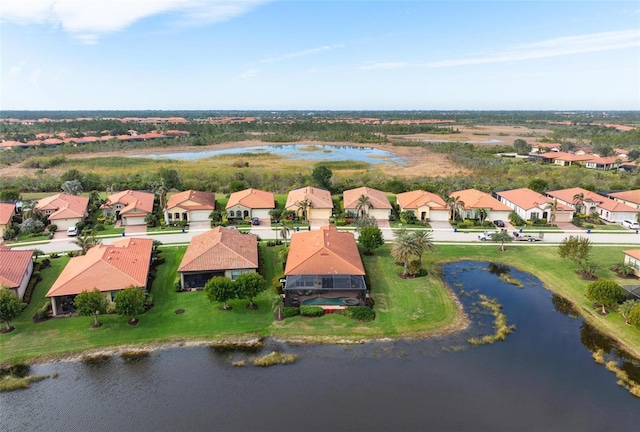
xmin=1 ymin=243 xmax=639 ymax=364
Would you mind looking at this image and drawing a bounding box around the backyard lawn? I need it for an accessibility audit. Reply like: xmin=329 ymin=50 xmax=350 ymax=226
xmin=1 ymin=243 xmax=638 ymax=364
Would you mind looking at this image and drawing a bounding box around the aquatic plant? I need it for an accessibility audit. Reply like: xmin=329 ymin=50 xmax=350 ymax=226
xmin=252 ymin=351 xmax=298 ymax=367
xmin=468 ymin=295 xmax=515 ymax=345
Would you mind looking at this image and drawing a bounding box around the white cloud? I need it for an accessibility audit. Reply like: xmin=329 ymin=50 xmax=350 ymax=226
xmin=235 ymin=68 xmax=260 ymax=80
xmin=9 ymin=61 xmax=27 ymax=77
xmin=359 ymin=62 xmax=410 ymax=71
xmin=260 ymin=45 xmax=340 ymax=63
xmin=427 ymin=29 xmax=640 ymax=68
xmin=0 ymin=0 xmax=270 ymax=43
xmin=29 ymin=68 xmax=43 ymax=88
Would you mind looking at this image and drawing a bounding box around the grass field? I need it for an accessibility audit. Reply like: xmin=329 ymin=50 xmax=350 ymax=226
xmin=1 ymin=243 xmax=638 ymax=364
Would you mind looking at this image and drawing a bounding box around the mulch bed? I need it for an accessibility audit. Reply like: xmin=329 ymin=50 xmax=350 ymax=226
xmin=174 ymin=309 xmax=185 ymax=315
xmin=128 ymin=318 xmax=139 ymax=326
xmin=0 ymin=326 xmax=15 ymax=334
xmin=91 ymin=322 xmax=103 ymax=328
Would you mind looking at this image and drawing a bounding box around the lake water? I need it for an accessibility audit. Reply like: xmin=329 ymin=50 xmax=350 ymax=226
xmin=422 ymin=138 xmax=503 ymax=144
xmin=1 ymin=261 xmax=638 ymax=432
xmin=135 ymin=144 xmax=404 ymax=165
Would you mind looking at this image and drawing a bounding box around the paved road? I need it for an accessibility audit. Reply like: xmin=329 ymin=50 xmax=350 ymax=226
xmin=11 ymin=225 xmax=640 ymax=255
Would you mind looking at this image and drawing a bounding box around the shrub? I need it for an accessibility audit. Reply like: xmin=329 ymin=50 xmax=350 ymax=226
xmin=300 ymin=306 xmax=324 ymax=317
xmin=34 ymin=302 xmax=50 ymax=320
xmin=50 ymin=253 xmax=60 ymax=259
xmin=343 ymin=306 xmax=375 ymax=321
xmin=282 ymin=307 xmax=300 ymax=318
xmin=272 ymin=273 xmax=285 ymax=294
xmin=508 ymin=211 xmax=525 ymax=226
xmin=457 ymin=219 xmax=475 ymax=228
xmin=48 ymin=224 xmax=57 ymax=233
xmin=93 ymin=223 xmax=105 ymax=231
xmin=628 ymin=303 xmax=640 ymax=329
xmin=106 ymin=304 xmax=117 ymax=314
xmin=66 ymin=251 xmax=76 ymax=258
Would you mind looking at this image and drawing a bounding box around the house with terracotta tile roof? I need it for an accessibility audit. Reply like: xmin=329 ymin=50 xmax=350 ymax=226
xmin=46 ymin=237 xmax=153 ymax=316
xmin=226 ymin=188 xmax=275 ymax=221
xmin=0 ymin=246 xmax=34 ymax=299
xmin=448 ymin=189 xmax=512 ymax=222
xmin=619 ymin=161 xmax=639 ymax=173
xmin=539 ymin=152 xmax=595 ymax=166
xmin=604 ymin=190 xmax=640 ymax=211
xmin=584 ymin=156 xmax=621 ymax=171
xmin=343 ymin=187 xmax=392 ymax=221
xmin=283 ymin=226 xmax=366 ymax=307
xmin=285 ymin=187 xmax=333 ymax=222
xmin=177 ymin=227 xmax=258 ymax=290
xmin=546 ymin=187 xmax=637 ymax=223
xmin=396 ymin=190 xmax=448 ymax=222
xmin=101 ymin=190 xmax=155 ymax=226
xmin=167 ymin=190 xmax=215 ymax=224
xmin=35 ymin=193 xmax=89 ymax=230
xmin=0 ymin=203 xmax=15 ymax=240
xmin=622 ymin=250 xmax=640 ymax=278
xmin=495 ymin=188 xmax=574 ymax=223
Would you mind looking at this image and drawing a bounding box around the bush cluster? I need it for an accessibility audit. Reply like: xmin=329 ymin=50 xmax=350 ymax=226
xmin=343 ymin=306 xmax=376 ymax=321
xmin=300 ymin=306 xmax=324 ymax=317
xmin=282 ymin=307 xmax=300 ymax=318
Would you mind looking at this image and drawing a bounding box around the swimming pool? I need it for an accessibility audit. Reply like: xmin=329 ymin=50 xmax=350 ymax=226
xmin=302 ymin=297 xmax=359 ymax=306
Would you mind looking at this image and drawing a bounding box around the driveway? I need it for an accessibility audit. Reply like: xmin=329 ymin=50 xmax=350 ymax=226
xmin=429 ymin=221 xmax=452 ymax=231
xmin=124 ymin=224 xmax=147 ymax=235
xmin=188 ymin=221 xmax=211 ymax=233
xmin=309 ymin=218 xmax=330 ymax=229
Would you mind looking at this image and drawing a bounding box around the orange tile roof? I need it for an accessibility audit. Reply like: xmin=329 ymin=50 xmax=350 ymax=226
xmin=586 ymin=156 xmax=621 ymax=165
xmin=178 ymin=227 xmax=258 ymax=272
xmin=226 ymin=188 xmax=275 ymax=210
xmin=343 ymin=187 xmax=392 ymax=210
xmin=497 ymin=188 xmax=573 ymax=211
xmin=449 ymin=189 xmax=512 ymax=211
xmin=103 ymin=190 xmax=154 ymax=214
xmin=285 ymin=187 xmax=333 ymax=209
xmin=0 ymin=246 xmax=33 ymax=288
xmin=285 ymin=226 xmax=365 ymax=276
xmin=396 ymin=190 xmax=447 ymax=210
xmin=36 ymin=193 xmax=89 ymax=221
xmin=46 ymin=238 xmax=153 ymax=297
xmin=623 ymin=250 xmax=640 ymax=261
xmin=167 ymin=190 xmax=215 ymax=211
xmin=539 ymin=152 xmax=595 ymax=162
xmin=608 ymin=190 xmax=640 ymax=205
xmin=546 ymin=188 xmax=604 ymax=205
xmin=0 ymin=203 xmax=15 ymax=225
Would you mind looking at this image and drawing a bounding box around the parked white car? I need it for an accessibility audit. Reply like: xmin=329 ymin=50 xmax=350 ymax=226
xmin=67 ymin=226 xmax=78 ymax=236
xmin=621 ymin=220 xmax=639 ymax=230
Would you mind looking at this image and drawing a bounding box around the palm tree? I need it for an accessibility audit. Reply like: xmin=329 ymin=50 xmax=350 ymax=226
xmin=391 ymin=229 xmax=435 ymax=276
xmin=492 ymin=230 xmax=512 ymax=252
xmin=73 ymin=232 xmax=102 ymax=255
xmin=279 ymin=221 xmax=291 ymax=246
xmin=412 ymin=230 xmax=435 ymax=267
xmin=572 ymin=192 xmax=585 ymax=214
xmin=61 ymin=180 xmax=83 ymax=196
xmin=355 ymin=194 xmax=373 ymax=218
xmin=446 ymin=196 xmax=466 ymax=221
xmin=153 ymin=182 xmax=169 ymax=225
xmin=618 ymin=300 xmax=637 ymax=325
xmin=545 ymin=199 xmax=559 ymax=225
xmin=297 ymin=199 xmax=311 ymax=220
xmin=476 ymin=207 xmax=488 ymax=224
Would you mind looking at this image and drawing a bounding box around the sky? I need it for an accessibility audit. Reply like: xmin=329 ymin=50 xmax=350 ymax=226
xmin=1 ymin=0 xmax=639 ymax=111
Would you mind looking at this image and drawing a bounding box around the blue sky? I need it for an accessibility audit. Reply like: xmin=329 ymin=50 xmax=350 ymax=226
xmin=1 ymin=0 xmax=639 ymax=110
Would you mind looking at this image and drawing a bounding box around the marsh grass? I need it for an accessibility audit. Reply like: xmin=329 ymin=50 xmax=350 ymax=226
xmin=232 ymin=360 xmax=246 ymax=367
xmin=252 ymin=351 xmax=298 ymax=367
xmin=592 ymin=349 xmax=605 ymax=364
xmin=0 ymin=374 xmax=47 ymax=392
xmin=82 ymin=353 xmax=112 ymax=364
xmin=603 ymin=359 xmax=640 ymax=398
xmin=498 ymin=273 xmax=524 ymax=288
xmin=468 ymin=295 xmax=515 ymax=345
xmin=120 ymin=350 xmax=150 ymax=361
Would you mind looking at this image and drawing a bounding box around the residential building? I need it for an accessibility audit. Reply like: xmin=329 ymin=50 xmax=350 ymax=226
xmin=449 ymin=189 xmax=512 ymax=222
xmin=226 ymin=188 xmax=275 ymax=221
xmin=584 ymin=156 xmax=621 ymax=171
xmin=495 ymin=188 xmax=573 ymax=223
xmin=166 ymin=190 xmax=215 ymax=224
xmin=343 ymin=187 xmax=392 ymax=221
xmin=605 ymin=190 xmax=640 ymax=211
xmin=538 ymin=152 xmax=595 ymax=167
xmin=46 ymin=237 xmax=153 ymax=316
xmin=285 ymin=187 xmax=333 ymax=222
xmin=0 ymin=203 xmax=15 ymax=240
xmin=0 ymin=246 xmax=34 ymax=299
xmin=101 ymin=190 xmax=155 ymax=226
xmin=546 ymin=187 xmax=637 ymax=223
xmin=177 ymin=227 xmax=258 ymax=290
xmin=396 ymin=190 xmax=448 ymax=222
xmin=622 ymin=250 xmax=640 ymax=278
xmin=35 ymin=193 xmax=89 ymax=230
xmin=283 ymin=226 xmax=366 ymax=307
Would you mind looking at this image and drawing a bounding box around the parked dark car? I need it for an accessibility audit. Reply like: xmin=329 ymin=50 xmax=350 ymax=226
xmin=493 ymin=220 xmax=505 ymax=227
xmin=251 ymin=217 xmax=260 ymax=226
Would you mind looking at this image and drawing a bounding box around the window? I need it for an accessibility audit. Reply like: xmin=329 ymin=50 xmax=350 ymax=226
xmin=229 ymin=211 xmax=235 ymax=218
xmin=174 ymin=212 xmax=180 ymax=220
xmin=168 ymin=213 xmax=173 ymax=220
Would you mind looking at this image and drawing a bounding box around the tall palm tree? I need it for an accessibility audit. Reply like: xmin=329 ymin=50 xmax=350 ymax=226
xmin=297 ymin=199 xmax=311 ymax=220
xmin=476 ymin=208 xmax=488 ymax=224
xmin=73 ymin=232 xmax=102 ymax=255
xmin=61 ymin=180 xmax=83 ymax=196
xmin=153 ymin=181 xmax=169 ymax=225
xmin=355 ymin=194 xmax=373 ymax=218
xmin=545 ymin=199 xmax=559 ymax=225
xmin=280 ymin=221 xmax=291 ymax=246
xmin=446 ymin=196 xmax=466 ymax=221
xmin=391 ymin=229 xmax=435 ymax=276
xmin=572 ymin=192 xmax=585 ymax=214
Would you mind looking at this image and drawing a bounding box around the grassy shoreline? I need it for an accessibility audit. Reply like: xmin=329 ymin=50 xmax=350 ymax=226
xmin=1 ymin=244 xmax=638 ymax=365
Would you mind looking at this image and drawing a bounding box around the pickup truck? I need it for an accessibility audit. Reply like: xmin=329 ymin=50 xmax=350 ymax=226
xmin=478 ymin=231 xmax=497 ymax=241
xmin=512 ymin=231 xmax=543 ymax=242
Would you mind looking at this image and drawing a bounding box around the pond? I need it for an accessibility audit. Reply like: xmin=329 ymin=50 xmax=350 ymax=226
xmin=1 ymin=261 xmax=638 ymax=432
xmin=134 ymin=144 xmax=404 ymax=165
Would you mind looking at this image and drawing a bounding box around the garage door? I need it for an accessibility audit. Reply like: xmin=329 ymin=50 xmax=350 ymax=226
xmin=190 ymin=211 xmax=210 ymax=222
